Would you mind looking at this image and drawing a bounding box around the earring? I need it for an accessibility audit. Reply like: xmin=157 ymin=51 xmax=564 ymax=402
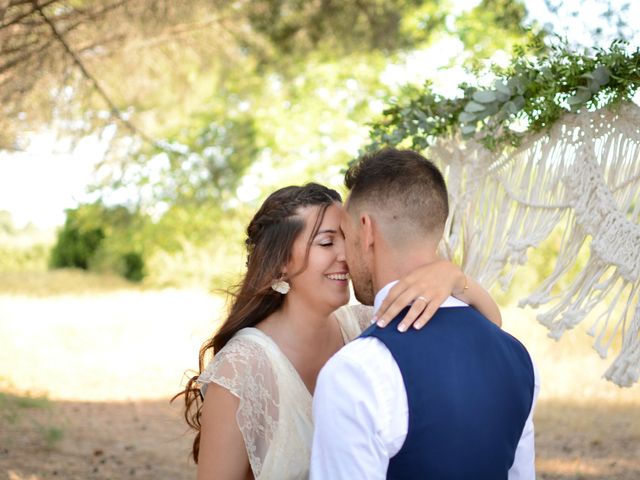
xmin=271 ymin=278 xmax=290 ymax=294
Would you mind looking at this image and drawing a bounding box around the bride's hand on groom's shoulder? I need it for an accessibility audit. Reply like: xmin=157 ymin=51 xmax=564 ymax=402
xmin=374 ymin=260 xmax=465 ymax=332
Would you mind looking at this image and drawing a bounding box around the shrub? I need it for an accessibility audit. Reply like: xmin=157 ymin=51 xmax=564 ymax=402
xmin=49 ymin=203 xmax=149 ymax=282
xmin=49 ymin=223 xmax=104 ymax=270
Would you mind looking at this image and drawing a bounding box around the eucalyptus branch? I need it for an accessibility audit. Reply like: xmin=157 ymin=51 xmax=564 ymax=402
xmin=366 ymin=42 xmax=640 ymax=153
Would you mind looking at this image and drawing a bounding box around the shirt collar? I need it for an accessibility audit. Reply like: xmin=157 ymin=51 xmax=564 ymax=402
xmin=372 ymin=280 xmax=468 ymax=322
xmin=373 ymin=281 xmax=399 ymax=313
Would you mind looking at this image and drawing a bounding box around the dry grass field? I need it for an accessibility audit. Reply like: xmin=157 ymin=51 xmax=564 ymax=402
xmin=1 ymin=270 xmax=638 ymax=479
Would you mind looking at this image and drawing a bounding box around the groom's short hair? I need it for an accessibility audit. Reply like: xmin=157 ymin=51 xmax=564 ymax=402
xmin=344 ymin=148 xmax=449 ymax=243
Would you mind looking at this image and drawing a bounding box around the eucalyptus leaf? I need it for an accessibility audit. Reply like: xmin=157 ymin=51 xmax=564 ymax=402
xmin=458 ymin=111 xmax=477 ymax=122
xmin=495 ymin=90 xmax=511 ymax=102
xmin=494 ymin=81 xmax=513 ymax=96
xmin=508 ymin=76 xmax=526 ymax=95
xmin=588 ymin=79 xmax=600 ymax=94
xmin=414 ymin=110 xmax=428 ymax=123
xmin=593 ymin=66 xmax=610 ymax=86
xmin=512 ymin=95 xmax=525 ymax=110
xmin=568 ymin=89 xmax=591 ymax=105
xmin=464 ymin=101 xmax=485 ymax=113
xmin=478 ymin=102 xmax=499 ymax=118
xmin=461 ymin=124 xmax=476 ymax=136
xmin=473 ymin=90 xmax=497 ymax=104
xmin=501 ymin=101 xmax=518 ymax=115
xmin=366 ymin=41 xmax=639 ymax=154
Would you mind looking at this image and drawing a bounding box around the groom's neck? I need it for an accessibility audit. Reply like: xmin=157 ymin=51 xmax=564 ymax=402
xmin=373 ymin=244 xmax=440 ymax=294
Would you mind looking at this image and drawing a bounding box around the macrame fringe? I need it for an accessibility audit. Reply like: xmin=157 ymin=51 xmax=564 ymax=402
xmin=432 ymin=102 xmax=640 ymax=387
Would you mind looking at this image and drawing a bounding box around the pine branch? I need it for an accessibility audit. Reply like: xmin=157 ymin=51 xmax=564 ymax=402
xmin=0 ymin=0 xmax=58 ymax=30
xmin=0 ymin=37 xmax=52 ymax=73
xmin=0 ymin=0 xmax=10 ymax=24
xmin=32 ymin=0 xmax=162 ymax=149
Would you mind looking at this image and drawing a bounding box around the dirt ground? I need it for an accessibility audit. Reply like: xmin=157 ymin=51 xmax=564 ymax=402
xmin=2 ymin=397 xmax=639 ymax=480
xmin=1 ymin=274 xmax=639 ymax=479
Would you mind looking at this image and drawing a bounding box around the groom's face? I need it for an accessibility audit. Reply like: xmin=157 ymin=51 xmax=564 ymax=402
xmin=340 ymin=204 xmax=375 ymax=306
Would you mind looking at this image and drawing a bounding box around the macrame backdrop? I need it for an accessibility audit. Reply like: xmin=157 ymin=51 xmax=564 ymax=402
xmin=429 ymin=102 xmax=640 ymax=387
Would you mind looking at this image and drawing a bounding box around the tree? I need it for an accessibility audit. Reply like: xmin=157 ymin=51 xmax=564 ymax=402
xmin=0 ymin=0 xmax=448 ymax=150
xmin=8 ymin=0 xmax=542 ymax=285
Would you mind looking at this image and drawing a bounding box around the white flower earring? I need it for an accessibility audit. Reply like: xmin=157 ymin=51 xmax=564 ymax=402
xmin=271 ymin=277 xmax=290 ymax=294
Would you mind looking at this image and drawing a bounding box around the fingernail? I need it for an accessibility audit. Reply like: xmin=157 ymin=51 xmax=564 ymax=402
xmin=397 ymin=324 xmax=407 ymax=332
xmin=414 ymin=322 xmax=422 ymax=330
xmin=377 ymin=320 xmax=385 ymax=327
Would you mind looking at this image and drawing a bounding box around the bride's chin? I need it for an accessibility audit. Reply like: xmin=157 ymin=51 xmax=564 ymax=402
xmin=335 ymin=292 xmax=350 ymax=308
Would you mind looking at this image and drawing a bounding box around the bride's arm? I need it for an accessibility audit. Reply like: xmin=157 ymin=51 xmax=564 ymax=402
xmin=374 ymin=260 xmax=502 ymax=331
xmin=198 ymin=384 xmax=251 ymax=480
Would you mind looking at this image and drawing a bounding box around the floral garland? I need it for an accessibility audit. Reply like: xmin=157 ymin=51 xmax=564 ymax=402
xmin=366 ymin=41 xmax=640 ymax=152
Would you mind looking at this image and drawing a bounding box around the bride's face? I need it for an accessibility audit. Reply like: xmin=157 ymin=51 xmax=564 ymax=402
xmin=285 ymin=203 xmax=350 ymax=313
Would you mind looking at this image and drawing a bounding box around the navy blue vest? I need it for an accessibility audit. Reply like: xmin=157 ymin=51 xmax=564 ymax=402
xmin=361 ymin=306 xmax=534 ymax=480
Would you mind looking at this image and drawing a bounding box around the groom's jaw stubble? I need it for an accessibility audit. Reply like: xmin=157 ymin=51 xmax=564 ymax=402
xmin=351 ymin=266 xmax=375 ymax=306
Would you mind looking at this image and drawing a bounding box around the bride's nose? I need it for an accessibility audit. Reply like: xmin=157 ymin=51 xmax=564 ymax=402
xmin=336 ymin=239 xmax=346 ymax=263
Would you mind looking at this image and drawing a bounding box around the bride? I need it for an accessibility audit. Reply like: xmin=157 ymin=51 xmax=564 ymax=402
xmin=176 ymin=183 xmax=502 ymax=479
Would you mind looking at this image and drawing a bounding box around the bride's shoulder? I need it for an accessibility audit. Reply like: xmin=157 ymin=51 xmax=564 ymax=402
xmin=198 ymin=329 xmax=276 ymax=390
xmin=335 ymin=304 xmax=374 ymax=320
xmin=334 ymin=304 xmax=375 ymax=337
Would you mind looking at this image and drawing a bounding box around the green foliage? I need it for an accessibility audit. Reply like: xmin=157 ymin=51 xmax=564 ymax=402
xmin=246 ymin=0 xmax=440 ymax=57
xmin=0 ymin=391 xmax=64 ymax=449
xmin=50 ymin=204 xmax=150 ymax=282
xmin=366 ymin=41 xmax=640 ymax=153
xmin=0 ymin=392 xmax=50 ymax=410
xmin=455 ymin=0 xmax=545 ymax=68
xmin=113 ymin=113 xmax=261 ymax=209
xmin=0 ymin=212 xmax=55 ymax=273
xmin=7 ymin=0 xmax=545 ymax=287
xmin=0 ymin=244 xmax=50 ymax=273
xmin=40 ymin=425 xmax=65 ymax=449
xmin=50 ymin=220 xmax=105 ymax=271
xmin=122 ymin=252 xmax=145 ymax=283
xmin=47 ymin=200 xmax=252 ymax=286
xmin=0 ymin=391 xmax=51 ymax=425
xmin=0 ymin=211 xmax=14 ymax=235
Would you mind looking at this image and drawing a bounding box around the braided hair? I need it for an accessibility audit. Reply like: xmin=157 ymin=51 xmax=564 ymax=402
xmin=174 ymin=183 xmax=341 ymax=463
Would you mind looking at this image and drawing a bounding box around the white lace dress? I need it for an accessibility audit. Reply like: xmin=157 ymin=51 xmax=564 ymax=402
xmin=197 ymin=304 xmax=373 ymax=480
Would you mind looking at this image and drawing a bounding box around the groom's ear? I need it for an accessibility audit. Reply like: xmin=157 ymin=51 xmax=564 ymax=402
xmin=360 ymin=213 xmax=375 ymax=251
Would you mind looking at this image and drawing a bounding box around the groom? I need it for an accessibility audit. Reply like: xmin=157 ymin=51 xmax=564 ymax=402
xmin=310 ymin=148 xmax=539 ymax=479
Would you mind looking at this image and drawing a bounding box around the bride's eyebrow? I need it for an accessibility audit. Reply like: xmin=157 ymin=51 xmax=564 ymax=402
xmin=315 ymin=229 xmax=337 ymax=237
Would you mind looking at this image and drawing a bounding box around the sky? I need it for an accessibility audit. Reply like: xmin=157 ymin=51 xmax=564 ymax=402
xmin=0 ymin=133 xmax=107 ymax=228
xmin=0 ymin=0 xmax=638 ymax=229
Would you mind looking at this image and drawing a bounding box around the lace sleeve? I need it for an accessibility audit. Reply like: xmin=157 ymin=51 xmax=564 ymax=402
xmin=335 ymin=304 xmax=375 ymax=342
xmin=350 ymin=304 xmax=375 ymax=333
xmin=198 ymin=335 xmax=279 ymax=478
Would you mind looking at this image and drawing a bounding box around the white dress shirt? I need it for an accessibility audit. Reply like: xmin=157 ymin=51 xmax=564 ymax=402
xmin=310 ymin=282 xmax=540 ymax=480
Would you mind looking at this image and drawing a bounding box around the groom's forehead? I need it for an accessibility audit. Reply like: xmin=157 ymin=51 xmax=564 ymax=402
xmin=339 ymin=209 xmax=352 ymax=234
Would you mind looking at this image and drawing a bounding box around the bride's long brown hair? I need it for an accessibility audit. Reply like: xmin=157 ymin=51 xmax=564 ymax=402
xmin=173 ymin=183 xmax=342 ymax=463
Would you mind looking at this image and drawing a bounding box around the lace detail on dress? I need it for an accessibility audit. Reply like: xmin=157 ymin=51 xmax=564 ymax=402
xmin=335 ymin=304 xmax=375 ymax=342
xmin=195 ymin=308 xmax=374 ymax=479
xmin=198 ymin=332 xmax=280 ymax=478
